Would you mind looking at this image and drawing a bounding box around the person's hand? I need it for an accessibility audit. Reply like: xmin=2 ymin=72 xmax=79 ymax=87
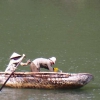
xmin=27 ymin=59 xmax=31 ymax=64
xmin=22 ymin=54 xmax=26 ymax=57
xmin=13 ymin=67 xmax=17 ymax=71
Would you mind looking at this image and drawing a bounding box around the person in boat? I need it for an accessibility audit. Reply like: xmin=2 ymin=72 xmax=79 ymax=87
xmin=5 ymin=52 xmax=29 ymax=72
xmin=21 ymin=57 xmax=60 ymax=72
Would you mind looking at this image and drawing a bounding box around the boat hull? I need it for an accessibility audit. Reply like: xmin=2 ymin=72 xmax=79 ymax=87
xmin=0 ymin=72 xmax=93 ymax=89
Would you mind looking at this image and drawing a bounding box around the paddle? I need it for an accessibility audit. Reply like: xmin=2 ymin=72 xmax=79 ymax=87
xmin=0 ymin=55 xmax=25 ymax=91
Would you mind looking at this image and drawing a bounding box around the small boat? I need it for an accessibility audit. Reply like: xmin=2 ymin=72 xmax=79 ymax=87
xmin=0 ymin=72 xmax=93 ymax=89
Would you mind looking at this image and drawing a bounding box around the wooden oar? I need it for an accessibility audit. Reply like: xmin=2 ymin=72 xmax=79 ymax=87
xmin=0 ymin=55 xmax=25 ymax=91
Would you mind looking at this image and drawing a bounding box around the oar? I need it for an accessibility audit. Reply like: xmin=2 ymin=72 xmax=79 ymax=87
xmin=0 ymin=55 xmax=25 ymax=91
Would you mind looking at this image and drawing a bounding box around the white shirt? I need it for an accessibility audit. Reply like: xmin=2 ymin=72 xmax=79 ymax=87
xmin=5 ymin=57 xmax=24 ymax=72
xmin=32 ymin=58 xmax=54 ymax=71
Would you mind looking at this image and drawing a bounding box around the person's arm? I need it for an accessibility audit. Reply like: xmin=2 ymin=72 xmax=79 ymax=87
xmin=20 ymin=59 xmax=31 ymax=66
xmin=48 ymin=64 xmax=54 ymax=72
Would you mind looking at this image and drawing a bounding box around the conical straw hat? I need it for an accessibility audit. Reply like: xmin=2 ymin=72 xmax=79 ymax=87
xmin=10 ymin=52 xmax=21 ymax=59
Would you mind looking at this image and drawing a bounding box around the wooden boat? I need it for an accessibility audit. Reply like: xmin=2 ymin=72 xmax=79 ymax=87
xmin=0 ymin=72 xmax=93 ymax=89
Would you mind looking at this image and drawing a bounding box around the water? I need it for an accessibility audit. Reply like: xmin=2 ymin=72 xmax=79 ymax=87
xmin=0 ymin=0 xmax=100 ymax=100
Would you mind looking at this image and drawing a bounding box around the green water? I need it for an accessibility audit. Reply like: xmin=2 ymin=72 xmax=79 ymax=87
xmin=0 ymin=0 xmax=100 ymax=100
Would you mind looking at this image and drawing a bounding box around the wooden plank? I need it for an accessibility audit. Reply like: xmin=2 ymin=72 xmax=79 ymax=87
xmin=0 ymin=72 xmax=62 ymax=74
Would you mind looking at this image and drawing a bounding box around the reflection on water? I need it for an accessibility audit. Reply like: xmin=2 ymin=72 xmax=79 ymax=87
xmin=0 ymin=88 xmax=95 ymax=100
